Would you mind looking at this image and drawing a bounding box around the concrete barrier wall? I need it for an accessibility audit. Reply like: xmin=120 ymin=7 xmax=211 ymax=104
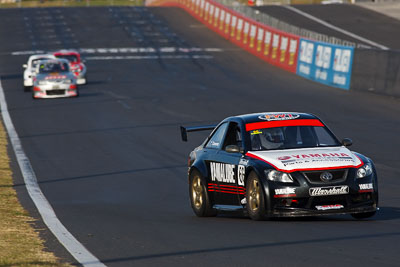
xmin=351 ymin=49 xmax=400 ymax=97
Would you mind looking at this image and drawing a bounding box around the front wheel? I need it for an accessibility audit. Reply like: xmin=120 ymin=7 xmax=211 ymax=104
xmin=189 ymin=170 xmax=216 ymax=217
xmin=246 ymin=172 xmax=268 ymax=221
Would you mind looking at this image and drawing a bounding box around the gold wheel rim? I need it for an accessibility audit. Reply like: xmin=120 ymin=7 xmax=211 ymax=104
xmin=248 ymin=178 xmax=260 ymax=212
xmin=192 ymin=175 xmax=204 ymax=209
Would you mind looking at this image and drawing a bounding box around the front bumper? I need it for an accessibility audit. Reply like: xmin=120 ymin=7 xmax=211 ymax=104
xmin=270 ymin=195 xmax=377 ymax=217
xmin=267 ymin=169 xmax=378 ymax=217
xmin=33 ymin=84 xmax=78 ymax=98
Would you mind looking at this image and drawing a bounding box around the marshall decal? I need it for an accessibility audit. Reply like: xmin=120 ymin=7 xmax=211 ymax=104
xmin=210 ymin=162 xmax=236 ymax=184
xmin=309 ymin=186 xmax=349 ymax=196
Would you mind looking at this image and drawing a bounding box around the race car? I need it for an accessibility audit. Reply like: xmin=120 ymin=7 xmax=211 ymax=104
xmin=53 ymin=50 xmax=87 ymax=85
xmin=181 ymin=112 xmax=378 ymax=220
xmin=23 ymin=54 xmax=56 ymax=91
xmin=32 ymin=59 xmax=78 ymax=99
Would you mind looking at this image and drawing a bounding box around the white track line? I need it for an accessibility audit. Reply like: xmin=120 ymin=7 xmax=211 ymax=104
xmin=283 ymin=5 xmax=389 ymax=50
xmin=0 ymin=78 xmax=106 ymax=267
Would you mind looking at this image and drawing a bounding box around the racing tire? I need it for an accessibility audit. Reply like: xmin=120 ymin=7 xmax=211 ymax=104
xmin=189 ymin=170 xmax=216 ymax=217
xmin=351 ymin=211 xmax=376 ymax=219
xmin=24 ymin=86 xmax=31 ymax=92
xmin=246 ymin=172 xmax=268 ymax=221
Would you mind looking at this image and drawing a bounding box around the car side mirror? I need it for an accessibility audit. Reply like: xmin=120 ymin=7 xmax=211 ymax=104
xmin=225 ymin=145 xmax=241 ymax=153
xmin=342 ymin=138 xmax=353 ymax=147
xmin=23 ymin=64 xmax=27 ymax=69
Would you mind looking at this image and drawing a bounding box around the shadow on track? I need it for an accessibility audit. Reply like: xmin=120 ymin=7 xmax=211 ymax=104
xmin=18 ymin=120 xmax=215 ymax=139
xmin=8 ymin=164 xmax=187 ymax=188
xmin=98 ymin=231 xmax=400 ymax=264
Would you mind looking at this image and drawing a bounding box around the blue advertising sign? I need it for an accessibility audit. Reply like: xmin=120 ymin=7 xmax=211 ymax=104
xmin=296 ymin=38 xmax=354 ymax=90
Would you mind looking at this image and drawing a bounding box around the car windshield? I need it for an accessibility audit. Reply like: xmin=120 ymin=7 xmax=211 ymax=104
xmin=38 ymin=61 xmax=69 ymax=73
xmin=55 ymin=55 xmax=78 ymax=63
xmin=249 ymin=126 xmax=341 ymax=151
xmin=32 ymin=58 xmax=49 ymax=68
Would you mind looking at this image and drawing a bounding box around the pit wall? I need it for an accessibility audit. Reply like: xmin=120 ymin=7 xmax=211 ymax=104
xmin=145 ymin=0 xmax=357 ymax=91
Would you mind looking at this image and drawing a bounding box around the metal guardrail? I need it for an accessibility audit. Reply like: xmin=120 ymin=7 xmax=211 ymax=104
xmin=214 ymin=0 xmax=371 ymax=48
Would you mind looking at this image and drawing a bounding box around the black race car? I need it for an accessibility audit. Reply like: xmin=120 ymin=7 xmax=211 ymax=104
xmin=181 ymin=112 xmax=378 ymax=220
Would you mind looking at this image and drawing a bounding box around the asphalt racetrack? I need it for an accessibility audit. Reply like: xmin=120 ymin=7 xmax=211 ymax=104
xmin=1 ymin=6 xmax=400 ymax=266
xmin=254 ymin=4 xmax=400 ymax=49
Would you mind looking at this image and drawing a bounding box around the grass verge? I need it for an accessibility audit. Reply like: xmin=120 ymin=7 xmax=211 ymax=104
xmin=0 ymin=120 xmax=71 ymax=267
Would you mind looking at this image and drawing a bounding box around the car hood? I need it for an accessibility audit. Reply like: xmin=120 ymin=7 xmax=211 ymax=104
xmin=246 ymin=146 xmax=363 ymax=172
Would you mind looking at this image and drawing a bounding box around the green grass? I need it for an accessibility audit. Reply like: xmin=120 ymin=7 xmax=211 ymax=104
xmin=0 ymin=120 xmax=72 ymax=267
xmin=0 ymin=0 xmax=144 ymax=8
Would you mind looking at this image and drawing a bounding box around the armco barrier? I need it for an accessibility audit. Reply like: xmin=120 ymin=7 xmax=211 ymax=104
xmin=351 ymin=49 xmax=400 ymax=97
xmin=147 ymin=0 xmax=299 ymax=73
xmin=297 ymin=38 xmax=354 ymax=90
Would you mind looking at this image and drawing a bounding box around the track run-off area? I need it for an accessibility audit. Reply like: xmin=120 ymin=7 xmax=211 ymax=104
xmin=1 ymin=6 xmax=400 ymax=266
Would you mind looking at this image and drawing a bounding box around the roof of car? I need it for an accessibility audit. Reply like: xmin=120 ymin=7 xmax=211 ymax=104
xmin=29 ymin=54 xmax=55 ymax=60
xmin=229 ymin=112 xmax=319 ymax=124
xmin=38 ymin=58 xmax=70 ymax=64
xmin=53 ymin=50 xmax=80 ymax=56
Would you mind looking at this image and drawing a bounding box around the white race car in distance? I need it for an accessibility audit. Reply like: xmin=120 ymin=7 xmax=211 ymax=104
xmin=23 ymin=54 xmax=56 ymax=91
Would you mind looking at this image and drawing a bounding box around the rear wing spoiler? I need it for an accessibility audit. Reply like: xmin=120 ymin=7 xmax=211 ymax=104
xmin=180 ymin=125 xmax=217 ymax=142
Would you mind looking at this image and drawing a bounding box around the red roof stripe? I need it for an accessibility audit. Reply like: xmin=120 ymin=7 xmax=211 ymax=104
xmin=245 ymin=119 xmax=324 ymax=131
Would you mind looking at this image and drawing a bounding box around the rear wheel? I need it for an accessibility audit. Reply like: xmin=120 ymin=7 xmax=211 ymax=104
xmin=189 ymin=170 xmax=216 ymax=217
xmin=246 ymin=172 xmax=268 ymax=221
xmin=24 ymin=86 xmax=30 ymax=92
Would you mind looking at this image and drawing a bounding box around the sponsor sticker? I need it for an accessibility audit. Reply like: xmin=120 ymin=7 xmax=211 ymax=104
xmin=278 ymin=153 xmax=354 ymax=167
xmin=250 ymin=130 xmax=262 ymax=135
xmin=239 ymin=158 xmax=249 ymax=166
xmin=258 ymin=113 xmax=300 ymax=121
xmin=309 ymin=186 xmax=349 ymax=196
xmin=315 ymin=204 xmax=344 ymax=211
xmin=275 ymin=188 xmax=296 ymax=195
xmin=210 ymin=162 xmax=236 ymax=184
xmin=360 ymin=183 xmax=374 ymax=190
xmin=359 ymin=183 xmax=373 ymax=192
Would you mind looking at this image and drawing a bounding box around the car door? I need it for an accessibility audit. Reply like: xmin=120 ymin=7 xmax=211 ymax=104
xmin=208 ymin=122 xmax=245 ymax=206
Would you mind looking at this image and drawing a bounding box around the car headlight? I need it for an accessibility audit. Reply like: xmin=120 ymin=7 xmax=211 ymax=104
xmin=357 ymin=163 xmax=373 ymax=178
xmin=38 ymin=80 xmax=47 ymax=85
xmin=265 ymin=169 xmax=293 ymax=183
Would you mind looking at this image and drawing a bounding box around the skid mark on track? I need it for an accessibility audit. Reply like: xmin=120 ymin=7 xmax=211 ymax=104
xmin=108 ymin=6 xmax=208 ymax=70
xmin=22 ymin=8 xmax=79 ymax=51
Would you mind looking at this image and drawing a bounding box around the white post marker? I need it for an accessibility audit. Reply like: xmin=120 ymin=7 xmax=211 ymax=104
xmin=283 ymin=5 xmax=389 ymax=50
xmin=0 ymin=78 xmax=106 ymax=267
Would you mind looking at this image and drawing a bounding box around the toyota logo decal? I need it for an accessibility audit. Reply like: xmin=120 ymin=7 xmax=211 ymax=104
xmin=320 ymin=172 xmax=333 ymax=182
